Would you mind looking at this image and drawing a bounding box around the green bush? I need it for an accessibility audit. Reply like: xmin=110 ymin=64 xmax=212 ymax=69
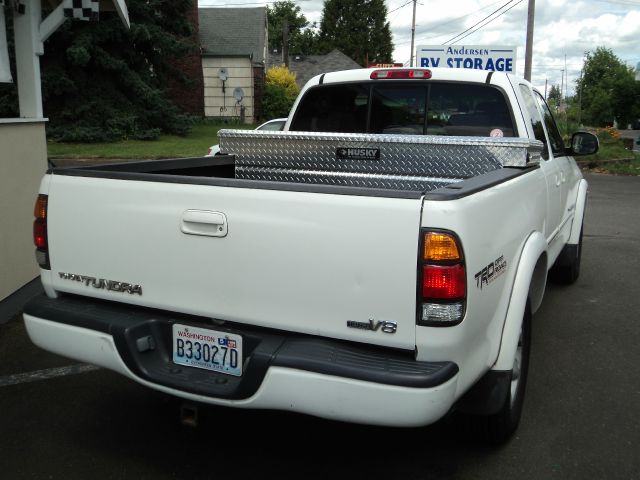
xmin=262 ymin=83 xmax=294 ymax=119
xmin=46 ymin=126 xmax=121 ymax=143
xmin=261 ymin=65 xmax=299 ymax=120
xmin=266 ymin=65 xmax=299 ymax=99
xmin=133 ymin=128 xmax=162 ymax=141
xmin=46 ymin=110 xmax=193 ymax=143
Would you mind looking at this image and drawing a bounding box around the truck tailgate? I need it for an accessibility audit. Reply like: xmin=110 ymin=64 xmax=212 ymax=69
xmin=45 ymin=175 xmax=423 ymax=349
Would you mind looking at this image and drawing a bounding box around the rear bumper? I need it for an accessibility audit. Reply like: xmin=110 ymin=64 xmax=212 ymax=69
xmin=23 ymin=294 xmax=459 ymax=427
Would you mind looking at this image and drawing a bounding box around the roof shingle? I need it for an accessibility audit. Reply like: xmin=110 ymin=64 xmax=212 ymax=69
xmin=198 ymin=8 xmax=267 ymax=63
xmin=267 ymin=50 xmax=361 ymax=87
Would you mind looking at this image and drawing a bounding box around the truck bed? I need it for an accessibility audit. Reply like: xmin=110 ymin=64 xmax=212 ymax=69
xmin=51 ymin=130 xmax=542 ymax=196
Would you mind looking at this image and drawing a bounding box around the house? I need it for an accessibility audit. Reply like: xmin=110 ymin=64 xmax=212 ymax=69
xmin=267 ymin=49 xmax=361 ymax=88
xmin=198 ymin=8 xmax=268 ymax=123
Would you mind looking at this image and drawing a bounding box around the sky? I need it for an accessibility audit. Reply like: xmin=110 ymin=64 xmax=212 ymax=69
xmin=198 ymin=0 xmax=640 ymax=96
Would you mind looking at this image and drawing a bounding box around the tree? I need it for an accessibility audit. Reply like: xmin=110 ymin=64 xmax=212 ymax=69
xmin=1 ymin=0 xmax=197 ymax=142
xmin=548 ymin=84 xmax=562 ymax=105
xmin=0 ymin=6 xmax=19 ymax=117
xmin=262 ymin=65 xmax=299 ymax=119
xmin=576 ymin=47 xmax=640 ymax=127
xmin=293 ymin=26 xmax=321 ymax=56
xmin=267 ymin=1 xmax=319 ymax=55
xmin=318 ymin=0 xmax=393 ymax=66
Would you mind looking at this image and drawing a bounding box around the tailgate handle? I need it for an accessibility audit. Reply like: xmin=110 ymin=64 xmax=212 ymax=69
xmin=181 ymin=210 xmax=228 ymax=237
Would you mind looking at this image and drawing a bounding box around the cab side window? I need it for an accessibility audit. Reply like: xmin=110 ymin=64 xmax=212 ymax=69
xmin=518 ymin=84 xmax=548 ymax=159
xmin=534 ymin=91 xmax=565 ymax=156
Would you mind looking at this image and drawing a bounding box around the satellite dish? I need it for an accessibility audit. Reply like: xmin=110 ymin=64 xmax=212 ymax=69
xmin=218 ymin=68 xmax=228 ymax=81
xmin=233 ymin=87 xmax=245 ymax=102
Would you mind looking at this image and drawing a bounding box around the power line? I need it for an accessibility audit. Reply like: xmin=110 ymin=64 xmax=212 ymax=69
xmin=445 ymin=0 xmax=526 ymax=44
xmin=444 ymin=0 xmax=524 ymax=45
xmin=393 ymin=0 xmax=509 ymax=46
xmin=443 ymin=0 xmax=517 ymax=44
xmin=412 ymin=0 xmax=506 ymax=34
xmin=389 ymin=0 xmax=414 ymax=15
xmin=389 ymin=0 xmax=414 ymax=24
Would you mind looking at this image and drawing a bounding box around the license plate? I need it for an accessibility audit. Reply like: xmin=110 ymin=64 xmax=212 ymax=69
xmin=172 ymin=324 xmax=243 ymax=377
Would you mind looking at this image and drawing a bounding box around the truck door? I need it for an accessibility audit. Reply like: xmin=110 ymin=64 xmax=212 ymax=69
xmin=533 ymin=91 xmax=577 ymax=244
xmin=517 ymin=84 xmax=563 ymax=242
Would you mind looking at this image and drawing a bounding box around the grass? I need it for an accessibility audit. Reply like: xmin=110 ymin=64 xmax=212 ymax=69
xmin=46 ymin=122 xmax=257 ymax=159
xmin=581 ymin=152 xmax=640 ymax=175
xmin=577 ymin=135 xmax=639 ymax=175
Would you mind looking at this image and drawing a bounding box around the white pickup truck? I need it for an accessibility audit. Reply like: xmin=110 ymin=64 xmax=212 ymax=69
xmin=24 ymin=67 xmax=597 ymax=444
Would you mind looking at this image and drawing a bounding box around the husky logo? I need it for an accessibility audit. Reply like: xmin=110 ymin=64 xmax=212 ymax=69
xmin=336 ymin=147 xmax=380 ymax=161
xmin=347 ymin=319 xmax=397 ymax=334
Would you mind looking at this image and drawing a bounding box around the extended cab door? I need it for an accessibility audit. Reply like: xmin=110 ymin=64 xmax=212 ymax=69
xmin=533 ymin=91 xmax=579 ymax=247
xmin=517 ymin=83 xmax=563 ymax=241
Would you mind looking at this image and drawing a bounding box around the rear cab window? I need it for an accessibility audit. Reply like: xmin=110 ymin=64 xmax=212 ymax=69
xmin=290 ymin=82 xmax=516 ymax=138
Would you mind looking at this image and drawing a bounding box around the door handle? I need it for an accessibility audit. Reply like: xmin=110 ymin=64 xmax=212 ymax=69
xmin=181 ymin=210 xmax=228 ymax=237
xmin=555 ymin=174 xmax=561 ymax=187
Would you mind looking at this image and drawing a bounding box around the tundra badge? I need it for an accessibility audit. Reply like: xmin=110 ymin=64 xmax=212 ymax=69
xmin=58 ymin=272 xmax=143 ymax=295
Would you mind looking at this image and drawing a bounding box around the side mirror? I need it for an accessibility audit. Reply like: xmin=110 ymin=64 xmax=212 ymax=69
xmin=569 ymin=132 xmax=599 ymax=156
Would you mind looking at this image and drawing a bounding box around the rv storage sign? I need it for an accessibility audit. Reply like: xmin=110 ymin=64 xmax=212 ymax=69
xmin=418 ymin=45 xmax=516 ymax=72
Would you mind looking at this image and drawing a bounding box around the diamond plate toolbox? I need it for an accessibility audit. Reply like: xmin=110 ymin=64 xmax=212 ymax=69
xmin=219 ymin=130 xmax=543 ymax=192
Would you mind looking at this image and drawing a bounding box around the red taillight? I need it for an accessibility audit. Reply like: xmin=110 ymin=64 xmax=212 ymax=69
xmin=370 ymin=69 xmax=432 ymax=80
xmin=33 ymin=220 xmax=47 ymax=249
xmin=418 ymin=230 xmax=466 ymax=326
xmin=422 ymin=264 xmax=466 ymax=299
xmin=33 ymin=194 xmax=50 ymax=269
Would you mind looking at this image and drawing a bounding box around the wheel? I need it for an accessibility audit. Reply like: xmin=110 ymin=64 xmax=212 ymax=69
xmin=469 ymin=301 xmax=532 ymax=445
xmin=549 ymin=225 xmax=583 ymax=285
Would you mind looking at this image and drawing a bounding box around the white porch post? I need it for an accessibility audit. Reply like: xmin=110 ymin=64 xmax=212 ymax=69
xmin=13 ymin=0 xmax=44 ymax=118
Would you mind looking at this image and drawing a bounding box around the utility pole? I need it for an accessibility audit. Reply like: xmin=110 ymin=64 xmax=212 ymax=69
xmin=564 ymin=53 xmax=568 ymax=100
xmin=524 ymin=0 xmax=535 ymax=81
xmin=283 ymin=20 xmax=289 ymax=68
xmin=577 ymin=67 xmax=583 ymax=126
xmin=410 ymin=0 xmax=417 ymax=67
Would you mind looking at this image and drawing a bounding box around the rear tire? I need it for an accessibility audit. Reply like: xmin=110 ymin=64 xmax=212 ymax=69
xmin=468 ymin=301 xmax=532 ymax=445
xmin=549 ymin=225 xmax=583 ymax=285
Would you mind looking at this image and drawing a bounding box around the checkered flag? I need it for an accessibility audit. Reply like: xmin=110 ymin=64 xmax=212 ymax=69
xmin=63 ymin=0 xmax=99 ymax=21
